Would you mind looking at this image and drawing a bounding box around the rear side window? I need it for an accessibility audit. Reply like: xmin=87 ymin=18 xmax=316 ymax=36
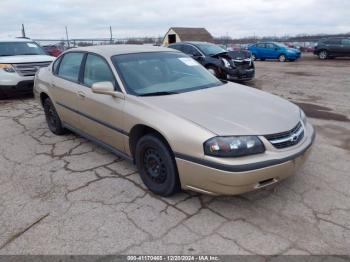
xmin=57 ymin=52 xmax=84 ymax=82
xmin=52 ymin=56 xmax=62 ymax=74
xmin=169 ymin=44 xmax=183 ymax=51
xmin=325 ymin=39 xmax=341 ymax=45
xmin=256 ymin=43 xmax=265 ymax=48
xmin=83 ymin=54 xmax=116 ymax=88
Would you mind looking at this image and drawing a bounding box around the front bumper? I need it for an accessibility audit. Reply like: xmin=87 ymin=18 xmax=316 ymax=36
xmin=225 ymin=68 xmax=255 ymax=81
xmin=0 ymin=80 xmax=34 ymax=97
xmin=176 ymin=123 xmax=315 ymax=195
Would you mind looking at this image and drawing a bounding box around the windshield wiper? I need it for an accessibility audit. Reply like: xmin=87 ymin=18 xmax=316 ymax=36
xmin=139 ymin=91 xmax=179 ymax=97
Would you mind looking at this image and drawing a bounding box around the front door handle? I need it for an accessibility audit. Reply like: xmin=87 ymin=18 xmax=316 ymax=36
xmin=77 ymin=91 xmax=86 ymax=99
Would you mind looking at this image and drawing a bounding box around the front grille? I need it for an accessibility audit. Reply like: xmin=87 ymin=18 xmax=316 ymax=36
xmin=233 ymin=59 xmax=252 ymax=69
xmin=13 ymin=62 xmax=52 ymax=77
xmin=265 ymin=122 xmax=304 ymax=149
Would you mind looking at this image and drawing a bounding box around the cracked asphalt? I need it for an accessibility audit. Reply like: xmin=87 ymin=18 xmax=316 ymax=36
xmin=0 ymin=54 xmax=349 ymax=255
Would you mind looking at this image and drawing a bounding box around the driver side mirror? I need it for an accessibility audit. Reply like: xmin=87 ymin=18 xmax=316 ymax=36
xmin=91 ymin=81 xmax=124 ymax=99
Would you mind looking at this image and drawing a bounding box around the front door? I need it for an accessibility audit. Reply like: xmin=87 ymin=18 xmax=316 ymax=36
xmin=341 ymin=38 xmax=350 ymax=56
xmin=77 ymin=53 xmax=126 ymax=153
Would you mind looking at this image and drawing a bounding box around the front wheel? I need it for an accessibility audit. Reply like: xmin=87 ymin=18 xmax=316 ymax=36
xmin=278 ymin=54 xmax=287 ymax=62
xmin=206 ymin=65 xmax=220 ymax=78
xmin=43 ymin=98 xmax=66 ymax=135
xmin=135 ymin=134 xmax=181 ymax=196
xmin=318 ymin=50 xmax=328 ymax=60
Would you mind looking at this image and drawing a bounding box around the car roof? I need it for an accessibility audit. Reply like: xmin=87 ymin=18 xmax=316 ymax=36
xmin=69 ymin=44 xmax=180 ymax=57
xmin=0 ymin=38 xmax=34 ymax=43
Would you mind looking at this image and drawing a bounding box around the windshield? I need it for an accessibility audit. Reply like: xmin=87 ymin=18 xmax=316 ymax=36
xmin=0 ymin=42 xmax=46 ymax=56
xmin=112 ymin=52 xmax=222 ymax=96
xmin=194 ymin=43 xmax=226 ymax=56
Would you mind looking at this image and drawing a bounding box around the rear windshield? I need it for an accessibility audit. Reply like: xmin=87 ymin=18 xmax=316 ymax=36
xmin=112 ymin=52 xmax=222 ymax=96
xmin=0 ymin=42 xmax=46 ymax=56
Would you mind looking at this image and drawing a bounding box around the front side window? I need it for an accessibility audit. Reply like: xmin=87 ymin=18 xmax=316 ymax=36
xmin=112 ymin=52 xmax=222 ymax=96
xmin=57 ymin=52 xmax=84 ymax=82
xmin=168 ymin=44 xmax=183 ymax=52
xmin=182 ymin=45 xmax=201 ymax=56
xmin=265 ymin=43 xmax=275 ymax=49
xmin=256 ymin=43 xmax=265 ymax=48
xmin=0 ymin=42 xmax=46 ymax=56
xmin=83 ymin=54 xmax=115 ymax=87
xmin=341 ymin=39 xmax=350 ymax=46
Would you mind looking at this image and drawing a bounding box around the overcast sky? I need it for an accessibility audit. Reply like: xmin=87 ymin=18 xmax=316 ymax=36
xmin=0 ymin=0 xmax=349 ymax=39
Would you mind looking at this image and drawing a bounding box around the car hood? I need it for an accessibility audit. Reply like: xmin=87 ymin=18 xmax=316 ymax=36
xmin=0 ymin=55 xmax=55 ymax=64
xmin=142 ymin=83 xmax=301 ymax=136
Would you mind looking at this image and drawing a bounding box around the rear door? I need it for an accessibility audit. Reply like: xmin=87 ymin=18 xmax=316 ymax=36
xmin=255 ymin=43 xmax=266 ymax=58
xmin=51 ymin=52 xmax=86 ymax=128
xmin=325 ymin=38 xmax=342 ymax=56
xmin=77 ymin=53 xmax=126 ymax=153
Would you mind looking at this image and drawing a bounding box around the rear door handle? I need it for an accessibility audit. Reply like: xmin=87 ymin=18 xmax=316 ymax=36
xmin=76 ymin=91 xmax=86 ymax=99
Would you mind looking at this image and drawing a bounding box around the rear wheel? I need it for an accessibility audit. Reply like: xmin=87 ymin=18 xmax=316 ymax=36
xmin=318 ymin=50 xmax=328 ymax=60
xmin=278 ymin=54 xmax=287 ymax=62
xmin=135 ymin=134 xmax=181 ymax=196
xmin=43 ymin=98 xmax=66 ymax=135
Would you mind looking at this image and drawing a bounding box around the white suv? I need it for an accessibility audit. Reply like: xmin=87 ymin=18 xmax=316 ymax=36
xmin=0 ymin=38 xmax=55 ymax=97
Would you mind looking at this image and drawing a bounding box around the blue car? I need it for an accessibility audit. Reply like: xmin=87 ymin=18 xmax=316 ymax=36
xmin=248 ymin=42 xmax=301 ymax=62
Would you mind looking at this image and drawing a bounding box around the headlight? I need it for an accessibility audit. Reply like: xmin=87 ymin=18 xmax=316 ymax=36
xmin=300 ymin=109 xmax=307 ymax=125
xmin=221 ymin=58 xmax=231 ymax=68
xmin=0 ymin=64 xmax=16 ymax=73
xmin=204 ymin=136 xmax=265 ymax=157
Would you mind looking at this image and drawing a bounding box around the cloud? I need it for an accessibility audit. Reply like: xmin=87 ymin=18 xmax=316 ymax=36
xmin=0 ymin=0 xmax=349 ymax=39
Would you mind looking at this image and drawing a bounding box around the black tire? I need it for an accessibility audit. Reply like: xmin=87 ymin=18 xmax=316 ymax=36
xmin=278 ymin=54 xmax=287 ymax=62
xmin=260 ymin=58 xmax=266 ymax=61
xmin=135 ymin=134 xmax=180 ymax=196
xmin=318 ymin=50 xmax=328 ymax=60
xmin=206 ymin=65 xmax=220 ymax=78
xmin=43 ymin=98 xmax=66 ymax=135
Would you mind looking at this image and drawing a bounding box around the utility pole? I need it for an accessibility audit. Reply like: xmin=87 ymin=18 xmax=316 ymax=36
xmin=65 ymin=26 xmax=70 ymax=48
xmin=109 ymin=26 xmax=113 ymax=44
xmin=21 ymin=24 xmax=26 ymax=38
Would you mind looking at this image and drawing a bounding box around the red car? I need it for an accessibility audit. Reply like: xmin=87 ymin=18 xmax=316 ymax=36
xmin=42 ymin=45 xmax=63 ymax=57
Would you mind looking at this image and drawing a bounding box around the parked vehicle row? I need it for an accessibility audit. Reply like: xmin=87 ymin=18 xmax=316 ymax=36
xmin=34 ymin=45 xmax=315 ymax=197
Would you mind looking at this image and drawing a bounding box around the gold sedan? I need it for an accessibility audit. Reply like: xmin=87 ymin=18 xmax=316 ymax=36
xmin=34 ymin=45 xmax=315 ymax=196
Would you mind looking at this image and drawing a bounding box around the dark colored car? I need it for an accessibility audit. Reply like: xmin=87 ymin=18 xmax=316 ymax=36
xmin=168 ymin=42 xmax=255 ymax=81
xmin=314 ymin=37 xmax=350 ymax=59
xmin=42 ymin=45 xmax=63 ymax=57
xmin=248 ymin=42 xmax=301 ymax=62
